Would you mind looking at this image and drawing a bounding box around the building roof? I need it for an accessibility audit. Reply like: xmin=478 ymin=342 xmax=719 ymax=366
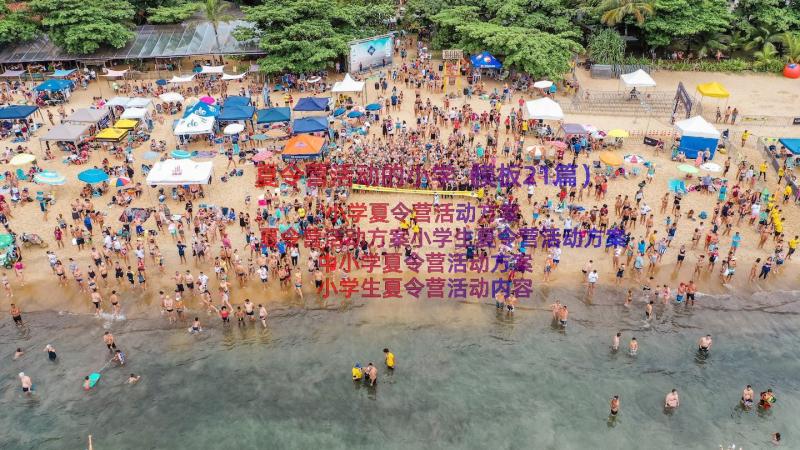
xmin=0 ymin=20 xmax=263 ymax=64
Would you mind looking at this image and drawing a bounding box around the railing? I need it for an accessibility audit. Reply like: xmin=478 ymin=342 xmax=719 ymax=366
xmin=562 ymin=89 xmax=675 ymax=117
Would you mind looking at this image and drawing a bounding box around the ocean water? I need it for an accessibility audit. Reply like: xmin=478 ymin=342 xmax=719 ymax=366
xmin=2 ymin=284 xmax=800 ymax=450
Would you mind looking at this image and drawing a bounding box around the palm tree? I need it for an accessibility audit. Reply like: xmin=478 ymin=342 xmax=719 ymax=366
xmin=753 ymin=42 xmax=779 ymax=70
xmin=745 ymin=25 xmax=782 ymax=52
xmin=204 ymin=0 xmax=233 ymax=53
xmin=599 ymin=0 xmax=654 ymax=27
xmin=782 ymin=32 xmax=800 ymax=64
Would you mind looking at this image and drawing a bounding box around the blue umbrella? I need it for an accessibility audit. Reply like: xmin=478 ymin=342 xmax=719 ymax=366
xmin=347 ymin=110 xmax=363 ymax=118
xmin=155 ymin=79 xmax=167 ymax=86
xmin=365 ymin=103 xmax=381 ymax=111
xmin=333 ymin=107 xmax=346 ymax=117
xmin=171 ymin=149 xmax=192 ymax=159
xmin=252 ymin=134 xmax=268 ymax=141
xmin=77 ymin=168 xmax=109 ymax=184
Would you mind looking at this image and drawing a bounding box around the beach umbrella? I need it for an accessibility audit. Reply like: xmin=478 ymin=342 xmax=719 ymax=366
xmin=223 ymin=123 xmax=244 ymax=135
xmin=33 ymin=170 xmax=66 ymax=185
xmin=199 ymin=96 xmax=215 ymax=105
xmin=252 ymin=134 xmax=268 ymax=141
xmin=142 ymin=151 xmax=160 ymax=160
xmin=623 ymin=154 xmax=645 ymax=165
xmin=155 ymin=79 xmax=167 ymax=86
xmin=115 ymin=177 xmax=132 ymax=187
xmin=170 ymin=149 xmax=192 ymax=159
xmin=549 ymin=141 xmax=567 ymax=150
xmin=607 ymin=129 xmax=629 ymax=138
xmin=365 ymin=103 xmax=381 ymax=111
xmin=159 ymin=92 xmax=184 ymax=103
xmin=677 ymin=164 xmax=699 ymax=174
xmin=347 ymin=110 xmax=364 ymax=118
xmin=700 ymin=162 xmax=722 ymax=172
xmin=9 ymin=153 xmax=35 ymax=166
xmin=333 ymin=107 xmax=346 ymax=117
xmin=533 ymin=80 xmax=553 ymax=89
xmin=77 ymin=168 xmax=109 ymax=184
xmin=599 ymin=151 xmax=623 ymax=166
xmin=252 ymin=150 xmax=273 ymax=162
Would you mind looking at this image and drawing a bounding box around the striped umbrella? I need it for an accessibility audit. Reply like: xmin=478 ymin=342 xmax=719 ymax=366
xmin=33 ymin=171 xmax=66 ymax=185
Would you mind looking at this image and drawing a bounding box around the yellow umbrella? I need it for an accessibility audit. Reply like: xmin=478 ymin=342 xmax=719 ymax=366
xmin=9 ymin=153 xmax=35 ymax=166
xmin=599 ymin=151 xmax=623 ymax=166
xmin=607 ymin=129 xmax=629 ymax=138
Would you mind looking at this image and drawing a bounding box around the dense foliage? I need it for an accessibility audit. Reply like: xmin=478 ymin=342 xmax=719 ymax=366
xmin=28 ymin=0 xmax=136 ymax=54
xmin=0 ymin=0 xmax=39 ymax=45
xmin=236 ymin=0 xmax=394 ymax=74
xmin=587 ymin=28 xmax=625 ymax=65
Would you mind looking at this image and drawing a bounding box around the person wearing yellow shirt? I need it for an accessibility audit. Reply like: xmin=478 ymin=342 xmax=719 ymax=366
xmin=774 ymin=220 xmax=783 ymax=235
xmin=784 ymin=185 xmax=793 ymax=204
xmin=778 ymin=166 xmax=785 ymax=184
xmin=788 ymin=236 xmax=798 ymax=260
xmin=352 ymin=363 xmax=364 ymax=381
xmin=758 ymin=160 xmax=767 ymax=181
xmin=741 ymin=130 xmax=751 ymax=147
xmin=383 ymin=348 xmax=395 ymax=370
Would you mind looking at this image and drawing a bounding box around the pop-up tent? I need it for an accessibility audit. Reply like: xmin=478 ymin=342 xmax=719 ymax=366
xmin=106 ymin=97 xmax=132 ymax=107
xmin=0 ymin=105 xmax=38 ymax=120
xmin=221 ymin=72 xmax=247 ymax=80
xmin=675 ymin=116 xmax=720 ymax=159
xmin=282 ymin=134 xmax=325 ymax=160
xmin=169 ymin=74 xmax=195 ymax=83
xmin=121 ymin=108 xmax=149 ymax=120
xmin=174 ymin=114 xmax=215 ymax=136
xmin=126 ymin=98 xmax=152 ymax=109
xmin=470 ymin=51 xmax=502 ymax=70
xmin=66 ymin=107 xmax=110 ymax=125
xmin=257 ymin=107 xmax=291 ymax=124
xmin=560 ymin=123 xmax=589 ymax=136
xmin=293 ymin=97 xmax=330 ymax=112
xmin=146 ymin=159 xmax=214 ymax=185
xmin=524 ymin=98 xmax=564 ymax=120
xmin=222 ymin=96 xmax=251 ymax=107
xmin=51 ymin=69 xmax=76 ymax=77
xmin=620 ymin=69 xmax=656 ymax=88
xmin=332 ymin=74 xmax=365 ymax=93
xmin=292 ymin=117 xmax=328 ymax=134
xmin=0 ymin=69 xmax=26 ymax=79
xmin=34 ymin=79 xmax=75 ymax=92
xmin=779 ymin=138 xmax=800 ymax=155
xmin=40 ymin=123 xmax=90 ymax=143
xmin=218 ymin=105 xmax=255 ymax=122
xmin=95 ymin=128 xmax=129 ymax=142
xmin=183 ymin=101 xmax=219 ymax=118
xmin=696 ymin=82 xmax=729 ymax=99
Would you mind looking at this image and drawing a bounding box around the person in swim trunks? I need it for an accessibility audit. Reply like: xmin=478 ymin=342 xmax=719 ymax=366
xmin=610 ymin=395 xmax=620 ymax=416
xmin=10 ymin=303 xmax=22 ymax=326
xmin=244 ymin=299 xmax=256 ymax=322
xmin=698 ymin=334 xmax=712 ymax=354
xmin=742 ymin=385 xmax=754 ymax=407
xmin=558 ymin=305 xmax=568 ymax=326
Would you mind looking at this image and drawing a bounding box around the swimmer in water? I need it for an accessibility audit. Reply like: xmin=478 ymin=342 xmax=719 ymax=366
xmin=742 ymin=385 xmax=755 ymax=408
xmin=19 ymin=372 xmax=32 ymax=394
xmin=365 ymin=362 xmax=378 ymax=386
xmin=383 ymin=348 xmax=395 ymax=370
xmin=550 ymin=299 xmax=561 ymax=320
xmin=610 ymin=395 xmax=620 ymax=416
xmin=13 ymin=347 xmax=24 ymax=359
xmin=759 ymin=389 xmax=776 ymax=409
xmin=698 ymin=334 xmax=712 ymax=354
xmin=128 ymin=374 xmax=141 ymax=384
xmin=624 ymin=289 xmax=632 ymax=307
xmin=558 ymin=305 xmax=568 ymax=327
xmin=645 ymin=301 xmax=654 ymax=320
xmin=665 ymin=389 xmax=680 ymax=409
xmin=612 ymin=332 xmax=621 ymax=351
xmin=352 ymin=363 xmax=363 ymax=381
xmin=190 ymin=317 xmax=202 ymax=333
xmin=113 ymin=349 xmax=126 ymax=366
xmin=43 ymin=344 xmax=57 ymax=361
xmin=258 ymin=304 xmax=268 ymax=328
xmin=629 ymin=337 xmax=639 ymax=355
xmin=83 ymin=376 xmax=91 ymax=391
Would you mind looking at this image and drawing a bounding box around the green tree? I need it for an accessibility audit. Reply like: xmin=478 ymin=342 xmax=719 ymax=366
xmin=0 ymin=0 xmax=40 ymax=45
xmin=587 ymin=28 xmax=626 ymax=65
xmin=29 ymin=0 xmax=135 ymax=54
xmin=236 ymin=0 xmax=394 ymax=74
xmin=782 ymin=32 xmax=800 ymax=64
xmin=642 ymin=0 xmax=731 ymax=49
xmin=147 ymin=2 xmax=201 ymax=24
xmin=598 ymin=0 xmax=654 ymax=26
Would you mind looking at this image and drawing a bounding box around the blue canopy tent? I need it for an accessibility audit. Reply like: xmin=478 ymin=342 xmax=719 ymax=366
xmin=222 ymin=96 xmax=251 ymax=107
xmin=51 ymin=69 xmax=76 ymax=77
xmin=257 ymin=107 xmax=291 ymax=124
xmin=218 ymin=105 xmax=255 ymax=122
xmin=0 ymin=105 xmax=38 ymax=120
xmin=183 ymin=101 xmax=219 ymax=118
xmin=292 ymin=117 xmax=328 ymax=134
xmin=470 ymin=51 xmax=503 ymax=70
xmin=675 ymin=116 xmax=720 ymax=159
xmin=34 ymin=79 xmax=75 ymax=92
xmin=779 ymin=138 xmax=800 ymax=155
xmin=293 ymin=97 xmax=330 ymax=112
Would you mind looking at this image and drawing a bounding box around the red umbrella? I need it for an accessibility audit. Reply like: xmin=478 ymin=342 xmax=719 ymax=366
xmin=252 ymin=150 xmax=273 ymax=162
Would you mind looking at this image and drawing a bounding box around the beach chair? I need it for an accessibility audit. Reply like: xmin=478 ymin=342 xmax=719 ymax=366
xmin=15 ymin=168 xmax=28 ymax=181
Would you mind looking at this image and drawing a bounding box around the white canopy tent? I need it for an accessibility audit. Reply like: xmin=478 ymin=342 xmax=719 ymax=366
xmin=106 ymin=96 xmax=132 ymax=107
xmin=174 ymin=114 xmax=215 ymax=136
xmin=40 ymin=123 xmax=91 ymax=143
xmin=101 ymin=68 xmax=129 ymax=78
xmin=200 ymin=65 xmax=225 ymax=74
xmin=159 ymin=92 xmax=184 ymax=103
xmin=221 ymin=72 xmax=247 ymax=80
xmin=620 ymin=69 xmax=656 ymax=88
xmin=121 ymin=108 xmax=149 ymax=120
xmin=146 ymin=159 xmax=214 ymax=185
xmin=66 ymin=107 xmax=110 ymax=124
xmin=332 ymin=74 xmax=365 ymax=93
xmin=524 ymin=98 xmax=564 ymax=120
xmin=126 ymin=98 xmax=152 ymax=109
xmin=675 ymin=116 xmax=720 ymax=139
xmin=170 ymin=74 xmax=195 ymax=83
